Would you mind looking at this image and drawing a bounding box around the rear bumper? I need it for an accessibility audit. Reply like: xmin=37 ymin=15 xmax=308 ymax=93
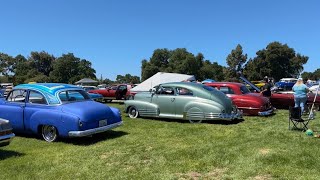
xmin=218 ymin=110 xmax=243 ymax=120
xmin=258 ymin=107 xmax=276 ymax=116
xmin=0 ymin=133 xmax=15 ymax=147
xmin=68 ymin=121 xmax=123 ymax=137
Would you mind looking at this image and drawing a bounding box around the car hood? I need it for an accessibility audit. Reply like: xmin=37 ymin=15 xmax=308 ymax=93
xmin=61 ymin=101 xmax=115 ymax=122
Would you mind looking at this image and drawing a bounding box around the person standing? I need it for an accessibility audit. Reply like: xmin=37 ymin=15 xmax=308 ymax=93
xmin=261 ymin=77 xmax=272 ymax=98
xmin=292 ymin=78 xmax=309 ymax=114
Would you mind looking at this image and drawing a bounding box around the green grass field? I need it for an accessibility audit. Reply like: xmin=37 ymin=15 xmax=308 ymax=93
xmin=1 ymin=103 xmax=320 ymax=179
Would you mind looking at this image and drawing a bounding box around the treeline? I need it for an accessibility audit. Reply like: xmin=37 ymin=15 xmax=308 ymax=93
xmin=0 ymin=51 xmax=96 ymax=84
xmin=141 ymin=42 xmax=311 ymax=82
xmin=0 ymin=51 xmax=141 ymax=85
xmin=0 ymin=41 xmax=315 ymax=85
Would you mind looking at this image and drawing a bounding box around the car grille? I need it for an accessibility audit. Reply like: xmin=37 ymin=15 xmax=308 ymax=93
xmin=0 ymin=129 xmax=13 ymax=136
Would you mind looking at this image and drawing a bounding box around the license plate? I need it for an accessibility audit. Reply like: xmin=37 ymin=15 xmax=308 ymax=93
xmin=99 ymin=120 xmax=107 ymax=127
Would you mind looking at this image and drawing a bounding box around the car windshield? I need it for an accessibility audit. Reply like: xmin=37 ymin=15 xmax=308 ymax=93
xmin=59 ymin=90 xmax=90 ymax=103
xmin=240 ymin=85 xmax=250 ymax=94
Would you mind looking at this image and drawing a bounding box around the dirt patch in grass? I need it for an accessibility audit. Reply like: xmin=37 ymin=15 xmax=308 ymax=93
xmin=259 ymin=148 xmax=271 ymax=155
xmin=252 ymin=174 xmax=273 ymax=180
xmin=176 ymin=168 xmax=227 ymax=180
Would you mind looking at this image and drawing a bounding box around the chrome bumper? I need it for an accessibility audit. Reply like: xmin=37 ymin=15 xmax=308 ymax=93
xmin=258 ymin=108 xmax=276 ymax=116
xmin=218 ymin=110 xmax=243 ymax=121
xmin=0 ymin=133 xmax=15 ymax=147
xmin=68 ymin=121 xmax=123 ymax=137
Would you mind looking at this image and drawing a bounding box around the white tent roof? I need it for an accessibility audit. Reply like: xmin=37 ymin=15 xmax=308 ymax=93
xmin=131 ymin=72 xmax=195 ymax=92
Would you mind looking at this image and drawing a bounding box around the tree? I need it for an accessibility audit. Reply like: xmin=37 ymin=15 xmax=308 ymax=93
xmin=49 ymin=53 xmax=96 ymax=83
xmin=116 ymin=74 xmax=140 ymax=84
xmin=243 ymin=42 xmax=308 ymax=81
xmin=0 ymin=53 xmax=15 ymax=76
xmin=225 ymin=44 xmax=247 ymax=81
xmin=141 ymin=48 xmax=223 ymax=81
xmin=29 ymin=51 xmax=55 ymax=76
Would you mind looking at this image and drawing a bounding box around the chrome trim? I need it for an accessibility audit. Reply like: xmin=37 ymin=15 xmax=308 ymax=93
xmin=68 ymin=121 xmax=123 ymax=137
xmin=237 ymin=106 xmax=260 ymax=110
xmin=0 ymin=133 xmax=15 ymax=146
xmin=258 ymin=108 xmax=276 ymax=116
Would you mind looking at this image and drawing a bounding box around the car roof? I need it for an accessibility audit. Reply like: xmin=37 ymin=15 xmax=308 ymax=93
xmin=14 ymin=83 xmax=82 ymax=95
xmin=205 ymin=82 xmax=244 ymax=87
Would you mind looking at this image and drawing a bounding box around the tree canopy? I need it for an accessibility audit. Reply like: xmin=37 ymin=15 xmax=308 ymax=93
xmin=141 ymin=48 xmax=225 ymax=82
xmin=243 ymin=42 xmax=308 ymax=81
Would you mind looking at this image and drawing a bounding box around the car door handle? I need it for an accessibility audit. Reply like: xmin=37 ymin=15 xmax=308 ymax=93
xmin=171 ymin=98 xmax=175 ymax=102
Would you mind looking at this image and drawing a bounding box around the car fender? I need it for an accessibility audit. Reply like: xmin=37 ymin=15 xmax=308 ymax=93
xmin=184 ymin=100 xmax=222 ymax=114
xmin=28 ymin=110 xmax=79 ymax=137
xmin=125 ymin=100 xmax=159 ymax=117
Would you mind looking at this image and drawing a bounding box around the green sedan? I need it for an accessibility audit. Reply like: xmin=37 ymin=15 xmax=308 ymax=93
xmin=125 ymin=82 xmax=242 ymax=123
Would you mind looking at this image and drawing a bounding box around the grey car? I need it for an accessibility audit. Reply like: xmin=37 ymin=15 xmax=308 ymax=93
xmin=125 ymin=82 xmax=242 ymax=123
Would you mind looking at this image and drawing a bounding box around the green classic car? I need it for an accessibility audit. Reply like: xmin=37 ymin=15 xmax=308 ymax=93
xmin=125 ymin=82 xmax=242 ymax=123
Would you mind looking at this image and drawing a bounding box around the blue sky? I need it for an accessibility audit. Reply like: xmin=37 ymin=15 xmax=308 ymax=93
xmin=0 ymin=0 xmax=319 ymax=80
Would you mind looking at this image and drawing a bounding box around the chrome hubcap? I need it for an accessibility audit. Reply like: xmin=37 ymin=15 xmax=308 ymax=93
xmin=42 ymin=125 xmax=57 ymax=142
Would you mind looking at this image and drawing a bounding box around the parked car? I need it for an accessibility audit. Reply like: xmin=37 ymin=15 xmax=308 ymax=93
xmin=274 ymin=78 xmax=297 ymax=91
xmin=0 ymin=83 xmax=122 ymax=142
xmin=205 ymin=82 xmax=275 ymax=116
xmin=82 ymin=85 xmax=97 ymax=92
xmin=125 ymin=82 xmax=242 ymax=123
xmin=240 ymin=74 xmax=320 ymax=110
xmin=0 ymin=83 xmax=13 ymax=97
xmin=89 ymin=84 xmax=133 ymax=102
xmin=0 ymin=118 xmax=15 ymax=147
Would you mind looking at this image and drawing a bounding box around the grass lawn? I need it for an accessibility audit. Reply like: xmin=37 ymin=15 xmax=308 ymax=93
xmin=1 ymin=103 xmax=320 ymax=179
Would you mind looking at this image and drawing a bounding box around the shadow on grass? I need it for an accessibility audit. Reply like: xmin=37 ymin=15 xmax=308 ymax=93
xmin=138 ymin=117 xmax=245 ymax=125
xmin=61 ymin=130 xmax=129 ymax=146
xmin=0 ymin=149 xmax=25 ymax=160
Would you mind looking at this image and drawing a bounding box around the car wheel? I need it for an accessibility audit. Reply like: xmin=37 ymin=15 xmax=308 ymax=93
xmin=128 ymin=106 xmax=139 ymax=118
xmin=41 ymin=125 xmax=58 ymax=142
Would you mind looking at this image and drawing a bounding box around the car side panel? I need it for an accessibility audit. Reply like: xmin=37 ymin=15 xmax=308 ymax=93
xmin=125 ymin=100 xmax=159 ymax=117
xmin=0 ymin=102 xmax=24 ymax=132
xmin=25 ymin=107 xmax=79 ymax=137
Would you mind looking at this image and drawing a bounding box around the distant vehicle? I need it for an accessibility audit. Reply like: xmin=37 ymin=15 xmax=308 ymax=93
xmin=205 ymin=82 xmax=275 ymax=116
xmin=97 ymin=84 xmax=108 ymax=89
xmin=0 ymin=83 xmax=122 ymax=142
xmin=88 ymin=84 xmax=133 ymax=102
xmin=0 ymin=118 xmax=15 ymax=147
xmin=274 ymin=78 xmax=297 ymax=91
xmin=82 ymin=85 xmax=97 ymax=92
xmin=0 ymin=83 xmax=14 ymax=97
xmin=125 ymin=82 xmax=242 ymax=123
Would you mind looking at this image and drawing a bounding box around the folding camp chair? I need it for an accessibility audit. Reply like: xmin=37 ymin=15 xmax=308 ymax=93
xmin=288 ymin=107 xmax=312 ymax=131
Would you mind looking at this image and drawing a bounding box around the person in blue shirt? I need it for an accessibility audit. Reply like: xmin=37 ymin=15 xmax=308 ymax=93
xmin=292 ymin=78 xmax=309 ymax=114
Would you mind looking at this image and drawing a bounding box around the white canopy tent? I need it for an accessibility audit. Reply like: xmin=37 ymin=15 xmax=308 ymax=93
xmin=131 ymin=72 xmax=195 ymax=92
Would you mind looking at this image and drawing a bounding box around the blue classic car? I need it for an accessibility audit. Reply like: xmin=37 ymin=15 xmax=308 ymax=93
xmin=0 ymin=83 xmax=122 ymax=142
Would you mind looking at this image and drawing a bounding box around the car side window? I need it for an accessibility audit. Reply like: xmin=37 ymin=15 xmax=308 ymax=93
xmin=176 ymin=87 xmax=193 ymax=96
xmin=28 ymin=91 xmax=47 ymax=105
xmin=220 ymin=87 xmax=235 ymax=94
xmin=7 ymin=89 xmax=27 ymax=103
xmin=156 ymin=86 xmax=175 ymax=95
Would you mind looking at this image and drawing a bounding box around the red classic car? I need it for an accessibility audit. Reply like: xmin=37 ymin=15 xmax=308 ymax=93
xmin=88 ymin=84 xmax=133 ymax=102
xmin=269 ymin=91 xmax=320 ymax=110
xmin=205 ymin=82 xmax=275 ymax=116
xmin=239 ymin=74 xmax=320 ymax=111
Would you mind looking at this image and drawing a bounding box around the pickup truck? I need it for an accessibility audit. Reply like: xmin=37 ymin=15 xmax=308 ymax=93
xmin=88 ymin=84 xmax=133 ymax=102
